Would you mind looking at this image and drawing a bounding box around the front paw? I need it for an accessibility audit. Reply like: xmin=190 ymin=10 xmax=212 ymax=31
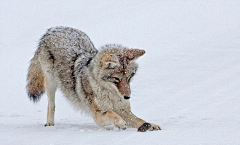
xmin=149 ymin=123 xmax=161 ymax=131
xmin=138 ymin=123 xmax=151 ymax=132
xmin=114 ymin=118 xmax=127 ymax=130
xmin=137 ymin=123 xmax=161 ymax=132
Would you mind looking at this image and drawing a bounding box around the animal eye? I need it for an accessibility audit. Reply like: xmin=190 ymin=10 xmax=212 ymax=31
xmin=112 ymin=77 xmax=120 ymax=81
xmin=112 ymin=77 xmax=120 ymax=85
xmin=128 ymin=73 xmax=135 ymax=82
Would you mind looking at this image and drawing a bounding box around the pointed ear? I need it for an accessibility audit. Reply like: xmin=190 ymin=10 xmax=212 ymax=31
xmin=101 ymin=54 xmax=120 ymax=69
xmin=125 ymin=49 xmax=145 ymax=60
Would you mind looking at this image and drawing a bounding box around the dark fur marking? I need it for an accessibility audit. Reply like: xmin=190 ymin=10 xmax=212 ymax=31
xmin=71 ymin=69 xmax=76 ymax=91
xmin=72 ymin=52 xmax=80 ymax=62
xmin=86 ymin=57 xmax=92 ymax=66
xmin=79 ymin=71 xmax=88 ymax=99
xmin=48 ymin=50 xmax=55 ymax=64
xmin=70 ymin=53 xmax=81 ymax=92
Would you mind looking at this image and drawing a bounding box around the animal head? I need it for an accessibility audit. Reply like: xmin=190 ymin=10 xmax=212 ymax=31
xmin=91 ymin=44 xmax=145 ymax=100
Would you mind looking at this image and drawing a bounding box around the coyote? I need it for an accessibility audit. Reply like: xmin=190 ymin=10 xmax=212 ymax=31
xmin=27 ymin=26 xmax=160 ymax=131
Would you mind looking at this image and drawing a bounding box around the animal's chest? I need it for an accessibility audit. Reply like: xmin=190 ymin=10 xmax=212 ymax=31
xmin=95 ymin=95 xmax=129 ymax=111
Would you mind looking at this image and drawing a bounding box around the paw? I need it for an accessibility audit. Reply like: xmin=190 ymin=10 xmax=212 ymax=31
xmin=137 ymin=123 xmax=161 ymax=132
xmin=138 ymin=123 xmax=151 ymax=132
xmin=45 ymin=123 xmax=54 ymax=126
xmin=149 ymin=123 xmax=161 ymax=131
xmin=114 ymin=118 xmax=127 ymax=130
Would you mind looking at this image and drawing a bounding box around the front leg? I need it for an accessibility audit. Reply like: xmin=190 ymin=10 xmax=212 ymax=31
xmin=93 ymin=110 xmax=127 ymax=130
xmin=118 ymin=109 xmax=161 ymax=131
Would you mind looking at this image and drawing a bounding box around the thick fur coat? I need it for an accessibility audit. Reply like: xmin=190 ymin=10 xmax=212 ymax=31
xmin=27 ymin=26 xmax=160 ymax=131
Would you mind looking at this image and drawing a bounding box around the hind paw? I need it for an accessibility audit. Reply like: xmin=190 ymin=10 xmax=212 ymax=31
xmin=45 ymin=123 xmax=54 ymax=126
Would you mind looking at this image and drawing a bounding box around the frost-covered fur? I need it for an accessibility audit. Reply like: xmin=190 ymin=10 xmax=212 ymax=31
xmin=27 ymin=26 xmax=160 ymax=130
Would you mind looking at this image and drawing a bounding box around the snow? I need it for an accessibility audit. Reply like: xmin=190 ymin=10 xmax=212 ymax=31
xmin=1 ymin=0 xmax=240 ymax=144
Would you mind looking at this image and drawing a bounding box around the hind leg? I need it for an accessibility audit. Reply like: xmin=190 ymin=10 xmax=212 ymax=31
xmin=44 ymin=73 xmax=57 ymax=126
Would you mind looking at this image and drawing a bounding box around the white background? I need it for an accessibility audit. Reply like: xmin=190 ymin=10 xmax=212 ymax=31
xmin=0 ymin=1 xmax=240 ymax=144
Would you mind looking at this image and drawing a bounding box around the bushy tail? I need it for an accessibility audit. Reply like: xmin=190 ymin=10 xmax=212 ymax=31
xmin=26 ymin=53 xmax=45 ymax=102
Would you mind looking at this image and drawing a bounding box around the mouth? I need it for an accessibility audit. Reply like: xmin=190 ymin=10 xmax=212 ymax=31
xmin=124 ymin=96 xmax=130 ymax=100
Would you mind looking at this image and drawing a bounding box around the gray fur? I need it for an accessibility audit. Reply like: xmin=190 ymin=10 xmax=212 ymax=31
xmin=38 ymin=27 xmax=97 ymax=111
xmin=27 ymin=26 xmax=161 ymax=130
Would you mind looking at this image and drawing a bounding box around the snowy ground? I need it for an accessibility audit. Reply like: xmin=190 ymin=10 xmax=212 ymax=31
xmin=1 ymin=0 xmax=240 ymax=144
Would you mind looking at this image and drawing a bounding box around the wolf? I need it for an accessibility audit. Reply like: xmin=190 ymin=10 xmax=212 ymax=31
xmin=27 ymin=26 xmax=161 ymax=131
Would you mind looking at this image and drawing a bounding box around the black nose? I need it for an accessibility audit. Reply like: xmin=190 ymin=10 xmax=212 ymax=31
xmin=124 ymin=96 xmax=130 ymax=99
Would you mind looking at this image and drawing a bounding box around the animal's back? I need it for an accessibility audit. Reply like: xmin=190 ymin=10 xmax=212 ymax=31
xmin=28 ymin=26 xmax=98 ymax=102
xmin=39 ymin=27 xmax=97 ymax=53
